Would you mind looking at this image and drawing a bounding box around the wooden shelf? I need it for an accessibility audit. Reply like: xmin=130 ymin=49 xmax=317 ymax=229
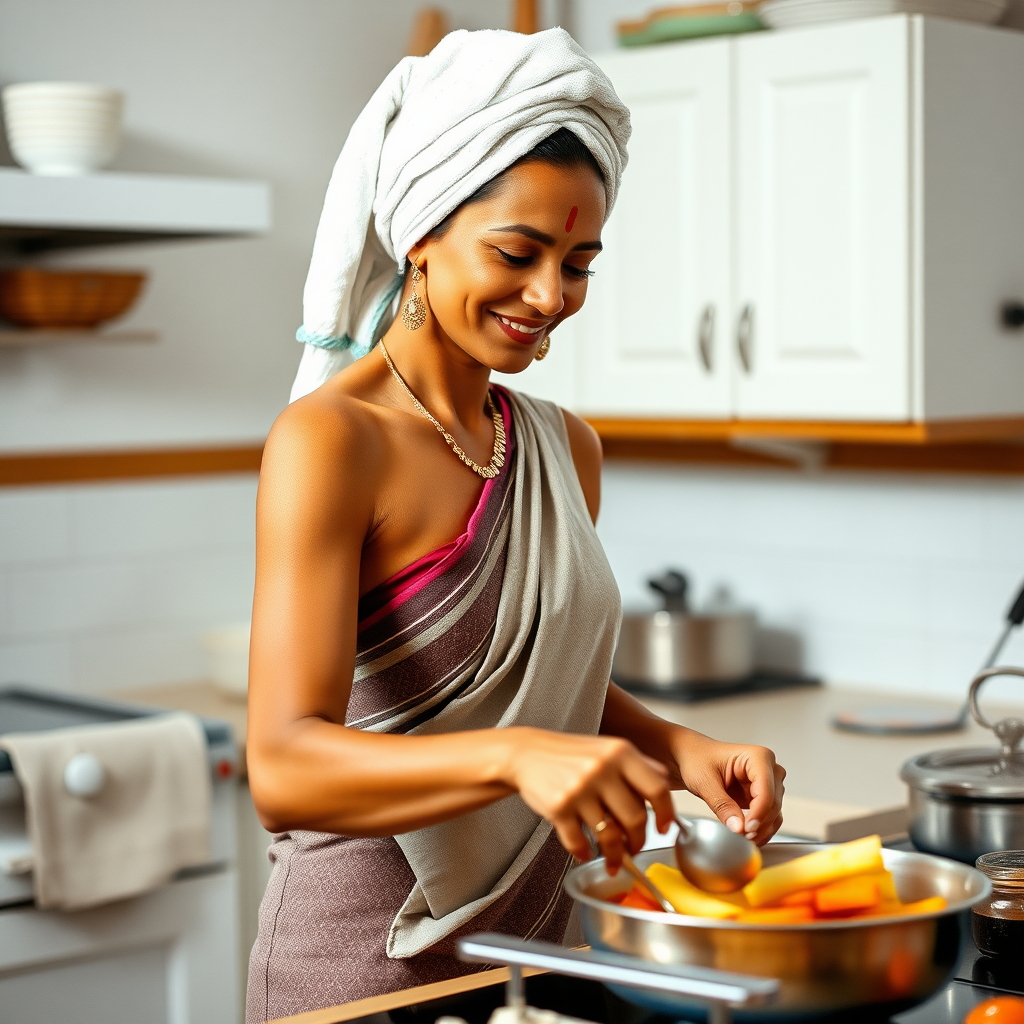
xmin=0 ymin=327 xmax=158 ymax=347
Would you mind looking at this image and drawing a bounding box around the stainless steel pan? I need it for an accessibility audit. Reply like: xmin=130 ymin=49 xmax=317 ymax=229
xmin=562 ymin=844 xmax=989 ymax=1020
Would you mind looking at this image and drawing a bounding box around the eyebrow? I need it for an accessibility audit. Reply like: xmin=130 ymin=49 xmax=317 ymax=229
xmin=489 ymin=223 xmax=603 ymax=252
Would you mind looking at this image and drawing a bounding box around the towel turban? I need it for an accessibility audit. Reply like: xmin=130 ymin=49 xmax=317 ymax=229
xmin=289 ymin=26 xmax=630 ymax=402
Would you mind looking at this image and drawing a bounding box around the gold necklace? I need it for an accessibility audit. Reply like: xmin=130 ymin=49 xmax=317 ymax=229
xmin=379 ymin=339 xmax=506 ymax=480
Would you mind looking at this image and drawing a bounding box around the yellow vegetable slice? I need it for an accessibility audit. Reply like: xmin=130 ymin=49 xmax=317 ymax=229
xmin=743 ymin=836 xmax=885 ymax=908
xmin=646 ymin=862 xmax=743 ymax=919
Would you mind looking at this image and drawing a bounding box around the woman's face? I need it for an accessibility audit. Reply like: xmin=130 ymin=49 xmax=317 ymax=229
xmin=408 ymin=159 xmax=606 ymax=374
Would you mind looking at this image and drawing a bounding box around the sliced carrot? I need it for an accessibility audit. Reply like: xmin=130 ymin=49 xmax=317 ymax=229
xmin=778 ymin=889 xmax=816 ymax=907
xmin=607 ymin=892 xmax=627 ymax=905
xmin=888 ymin=896 xmax=947 ymax=917
xmin=813 ymin=875 xmax=880 ymax=915
xmin=736 ymin=906 xmax=816 ymax=925
xmin=620 ymin=885 xmax=664 ymax=912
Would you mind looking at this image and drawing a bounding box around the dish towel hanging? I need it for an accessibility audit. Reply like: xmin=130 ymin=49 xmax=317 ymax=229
xmin=0 ymin=713 xmax=211 ymax=910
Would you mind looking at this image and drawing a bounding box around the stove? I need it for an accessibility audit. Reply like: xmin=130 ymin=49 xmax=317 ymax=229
xmin=384 ymin=930 xmax=1020 ymax=1024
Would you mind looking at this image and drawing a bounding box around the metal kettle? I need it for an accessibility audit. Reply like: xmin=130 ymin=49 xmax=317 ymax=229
xmin=612 ymin=570 xmax=756 ymax=692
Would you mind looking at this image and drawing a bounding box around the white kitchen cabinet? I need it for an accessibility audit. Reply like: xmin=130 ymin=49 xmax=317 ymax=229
xmin=733 ymin=20 xmax=910 ymax=420
xmin=578 ymin=38 xmax=733 ymax=416
xmin=560 ymin=15 xmax=1024 ymax=427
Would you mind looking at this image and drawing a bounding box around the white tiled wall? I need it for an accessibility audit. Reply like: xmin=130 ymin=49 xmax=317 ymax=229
xmin=598 ymin=463 xmax=1024 ymax=706
xmin=4 ymin=463 xmax=1024 ymax=708
xmin=0 ymin=475 xmax=257 ymax=694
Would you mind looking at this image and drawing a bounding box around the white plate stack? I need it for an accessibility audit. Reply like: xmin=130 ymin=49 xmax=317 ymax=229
xmin=2 ymin=82 xmax=124 ymax=176
xmin=759 ymin=0 xmax=1007 ymax=29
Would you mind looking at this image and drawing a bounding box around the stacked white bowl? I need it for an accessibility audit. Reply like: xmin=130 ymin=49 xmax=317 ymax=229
xmin=2 ymin=82 xmax=124 ymax=176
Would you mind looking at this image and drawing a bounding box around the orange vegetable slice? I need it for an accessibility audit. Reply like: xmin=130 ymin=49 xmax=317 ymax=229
xmin=814 ymin=875 xmax=881 ymax=915
xmin=619 ymin=885 xmax=664 ymax=912
xmin=778 ymin=889 xmax=816 ymax=907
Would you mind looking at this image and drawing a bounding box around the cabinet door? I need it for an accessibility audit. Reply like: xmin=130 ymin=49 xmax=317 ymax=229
xmin=734 ymin=19 xmax=910 ymax=420
xmin=574 ymin=39 xmax=732 ymax=417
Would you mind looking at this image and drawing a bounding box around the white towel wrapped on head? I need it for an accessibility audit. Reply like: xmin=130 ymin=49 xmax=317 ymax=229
xmin=290 ymin=26 xmax=630 ymax=403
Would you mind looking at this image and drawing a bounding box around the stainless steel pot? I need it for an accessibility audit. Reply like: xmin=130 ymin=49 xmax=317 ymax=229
xmin=613 ymin=570 xmax=755 ymax=690
xmin=902 ymin=666 xmax=1024 ymax=863
xmin=563 ymin=844 xmax=989 ymax=1020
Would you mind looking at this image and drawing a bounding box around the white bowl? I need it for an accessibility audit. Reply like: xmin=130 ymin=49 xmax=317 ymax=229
xmin=2 ymin=81 xmax=124 ymax=176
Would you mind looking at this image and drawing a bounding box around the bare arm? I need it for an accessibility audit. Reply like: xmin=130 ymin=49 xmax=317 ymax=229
xmin=246 ymin=397 xmax=672 ymax=866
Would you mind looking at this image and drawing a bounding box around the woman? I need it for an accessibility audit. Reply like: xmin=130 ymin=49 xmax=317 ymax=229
xmin=247 ymin=27 xmax=785 ymax=1022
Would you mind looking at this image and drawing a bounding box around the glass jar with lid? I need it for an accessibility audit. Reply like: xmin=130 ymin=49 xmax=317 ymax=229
xmin=971 ymin=850 xmax=1024 ymax=958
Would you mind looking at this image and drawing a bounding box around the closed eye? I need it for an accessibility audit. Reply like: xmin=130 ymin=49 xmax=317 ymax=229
xmin=496 ymin=248 xmax=595 ymax=280
xmin=495 ymin=248 xmax=532 ymax=267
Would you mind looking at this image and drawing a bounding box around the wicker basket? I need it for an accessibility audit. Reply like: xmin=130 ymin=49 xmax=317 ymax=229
xmin=0 ymin=269 xmax=146 ymax=328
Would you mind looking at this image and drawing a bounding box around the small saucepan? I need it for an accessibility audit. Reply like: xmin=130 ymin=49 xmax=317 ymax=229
xmin=613 ymin=570 xmax=755 ymax=692
xmin=902 ymin=666 xmax=1024 ymax=863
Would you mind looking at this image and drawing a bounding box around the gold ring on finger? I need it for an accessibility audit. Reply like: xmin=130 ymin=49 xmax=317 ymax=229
xmin=594 ymin=818 xmax=612 ymax=835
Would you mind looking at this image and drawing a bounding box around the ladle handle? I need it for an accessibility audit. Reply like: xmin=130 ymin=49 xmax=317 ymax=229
xmin=968 ymin=666 xmax=1024 ymax=755
xmin=620 ymin=851 xmax=675 ymax=914
xmin=457 ymin=933 xmax=779 ymax=1021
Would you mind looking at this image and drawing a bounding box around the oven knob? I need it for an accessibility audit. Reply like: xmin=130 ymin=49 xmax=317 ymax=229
xmin=64 ymin=753 xmax=105 ymax=797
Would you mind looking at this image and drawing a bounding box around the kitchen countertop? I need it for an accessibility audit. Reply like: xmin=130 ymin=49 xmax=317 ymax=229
xmin=109 ymin=680 xmax=1018 ymax=836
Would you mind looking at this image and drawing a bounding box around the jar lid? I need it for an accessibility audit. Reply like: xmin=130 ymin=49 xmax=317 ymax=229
xmin=976 ymin=850 xmax=1024 ymax=881
xmin=901 ymin=747 xmax=1024 ymax=799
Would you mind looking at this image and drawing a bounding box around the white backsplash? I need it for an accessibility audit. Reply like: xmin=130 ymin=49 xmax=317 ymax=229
xmin=0 ymin=476 xmax=256 ymax=694
xmin=4 ymin=464 xmax=1024 ymax=707
xmin=598 ymin=462 xmax=1024 ymax=706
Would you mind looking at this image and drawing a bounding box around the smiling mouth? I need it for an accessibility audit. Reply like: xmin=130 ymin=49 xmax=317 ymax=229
xmin=491 ymin=312 xmax=549 ymax=343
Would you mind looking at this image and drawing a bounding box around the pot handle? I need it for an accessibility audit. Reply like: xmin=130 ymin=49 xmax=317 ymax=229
xmin=457 ymin=933 xmax=778 ymax=1024
xmin=968 ymin=666 xmax=1024 ymax=756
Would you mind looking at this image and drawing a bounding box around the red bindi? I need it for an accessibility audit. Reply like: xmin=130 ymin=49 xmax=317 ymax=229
xmin=564 ymin=206 xmax=578 ymax=233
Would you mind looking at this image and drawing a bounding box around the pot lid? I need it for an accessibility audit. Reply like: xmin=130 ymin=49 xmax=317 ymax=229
xmin=901 ymin=666 xmax=1024 ymax=798
xmin=901 ymin=746 xmax=1024 ymax=799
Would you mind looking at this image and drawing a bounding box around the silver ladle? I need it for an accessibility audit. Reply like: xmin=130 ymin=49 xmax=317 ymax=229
xmin=674 ymin=814 xmax=762 ymax=894
xmin=602 ymin=814 xmax=762 ymax=910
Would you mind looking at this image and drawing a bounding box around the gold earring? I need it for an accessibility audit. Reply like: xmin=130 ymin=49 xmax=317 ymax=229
xmin=401 ymin=262 xmax=427 ymax=331
xmin=534 ymin=336 xmax=551 ymax=361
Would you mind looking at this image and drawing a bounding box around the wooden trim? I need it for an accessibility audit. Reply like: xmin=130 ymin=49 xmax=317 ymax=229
xmin=598 ymin=436 xmax=1024 ymax=474
xmin=0 ymin=444 xmax=264 ymax=487
xmin=268 ymin=965 xmax=546 ymax=1024
xmin=6 ymin=416 xmax=1024 ymax=489
xmin=586 ymin=416 xmax=1024 ymax=445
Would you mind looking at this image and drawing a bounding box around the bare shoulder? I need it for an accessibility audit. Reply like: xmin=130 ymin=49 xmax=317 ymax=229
xmin=259 ymin=382 xmax=385 ymax=541
xmin=560 ymin=408 xmax=602 ymax=523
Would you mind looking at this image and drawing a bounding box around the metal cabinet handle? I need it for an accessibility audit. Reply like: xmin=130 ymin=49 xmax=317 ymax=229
xmin=697 ymin=304 xmax=715 ymax=372
xmin=457 ymin=933 xmax=778 ymax=1024
xmin=737 ymin=304 xmax=754 ymax=374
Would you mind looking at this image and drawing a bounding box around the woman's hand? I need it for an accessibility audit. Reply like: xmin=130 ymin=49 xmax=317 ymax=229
xmin=501 ymin=727 xmax=675 ymax=872
xmin=669 ymin=730 xmax=786 ymax=846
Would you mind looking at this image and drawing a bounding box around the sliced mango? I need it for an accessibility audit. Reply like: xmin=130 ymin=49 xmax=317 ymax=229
xmin=646 ymin=862 xmax=743 ymax=919
xmin=743 ymin=836 xmax=884 ymax=908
